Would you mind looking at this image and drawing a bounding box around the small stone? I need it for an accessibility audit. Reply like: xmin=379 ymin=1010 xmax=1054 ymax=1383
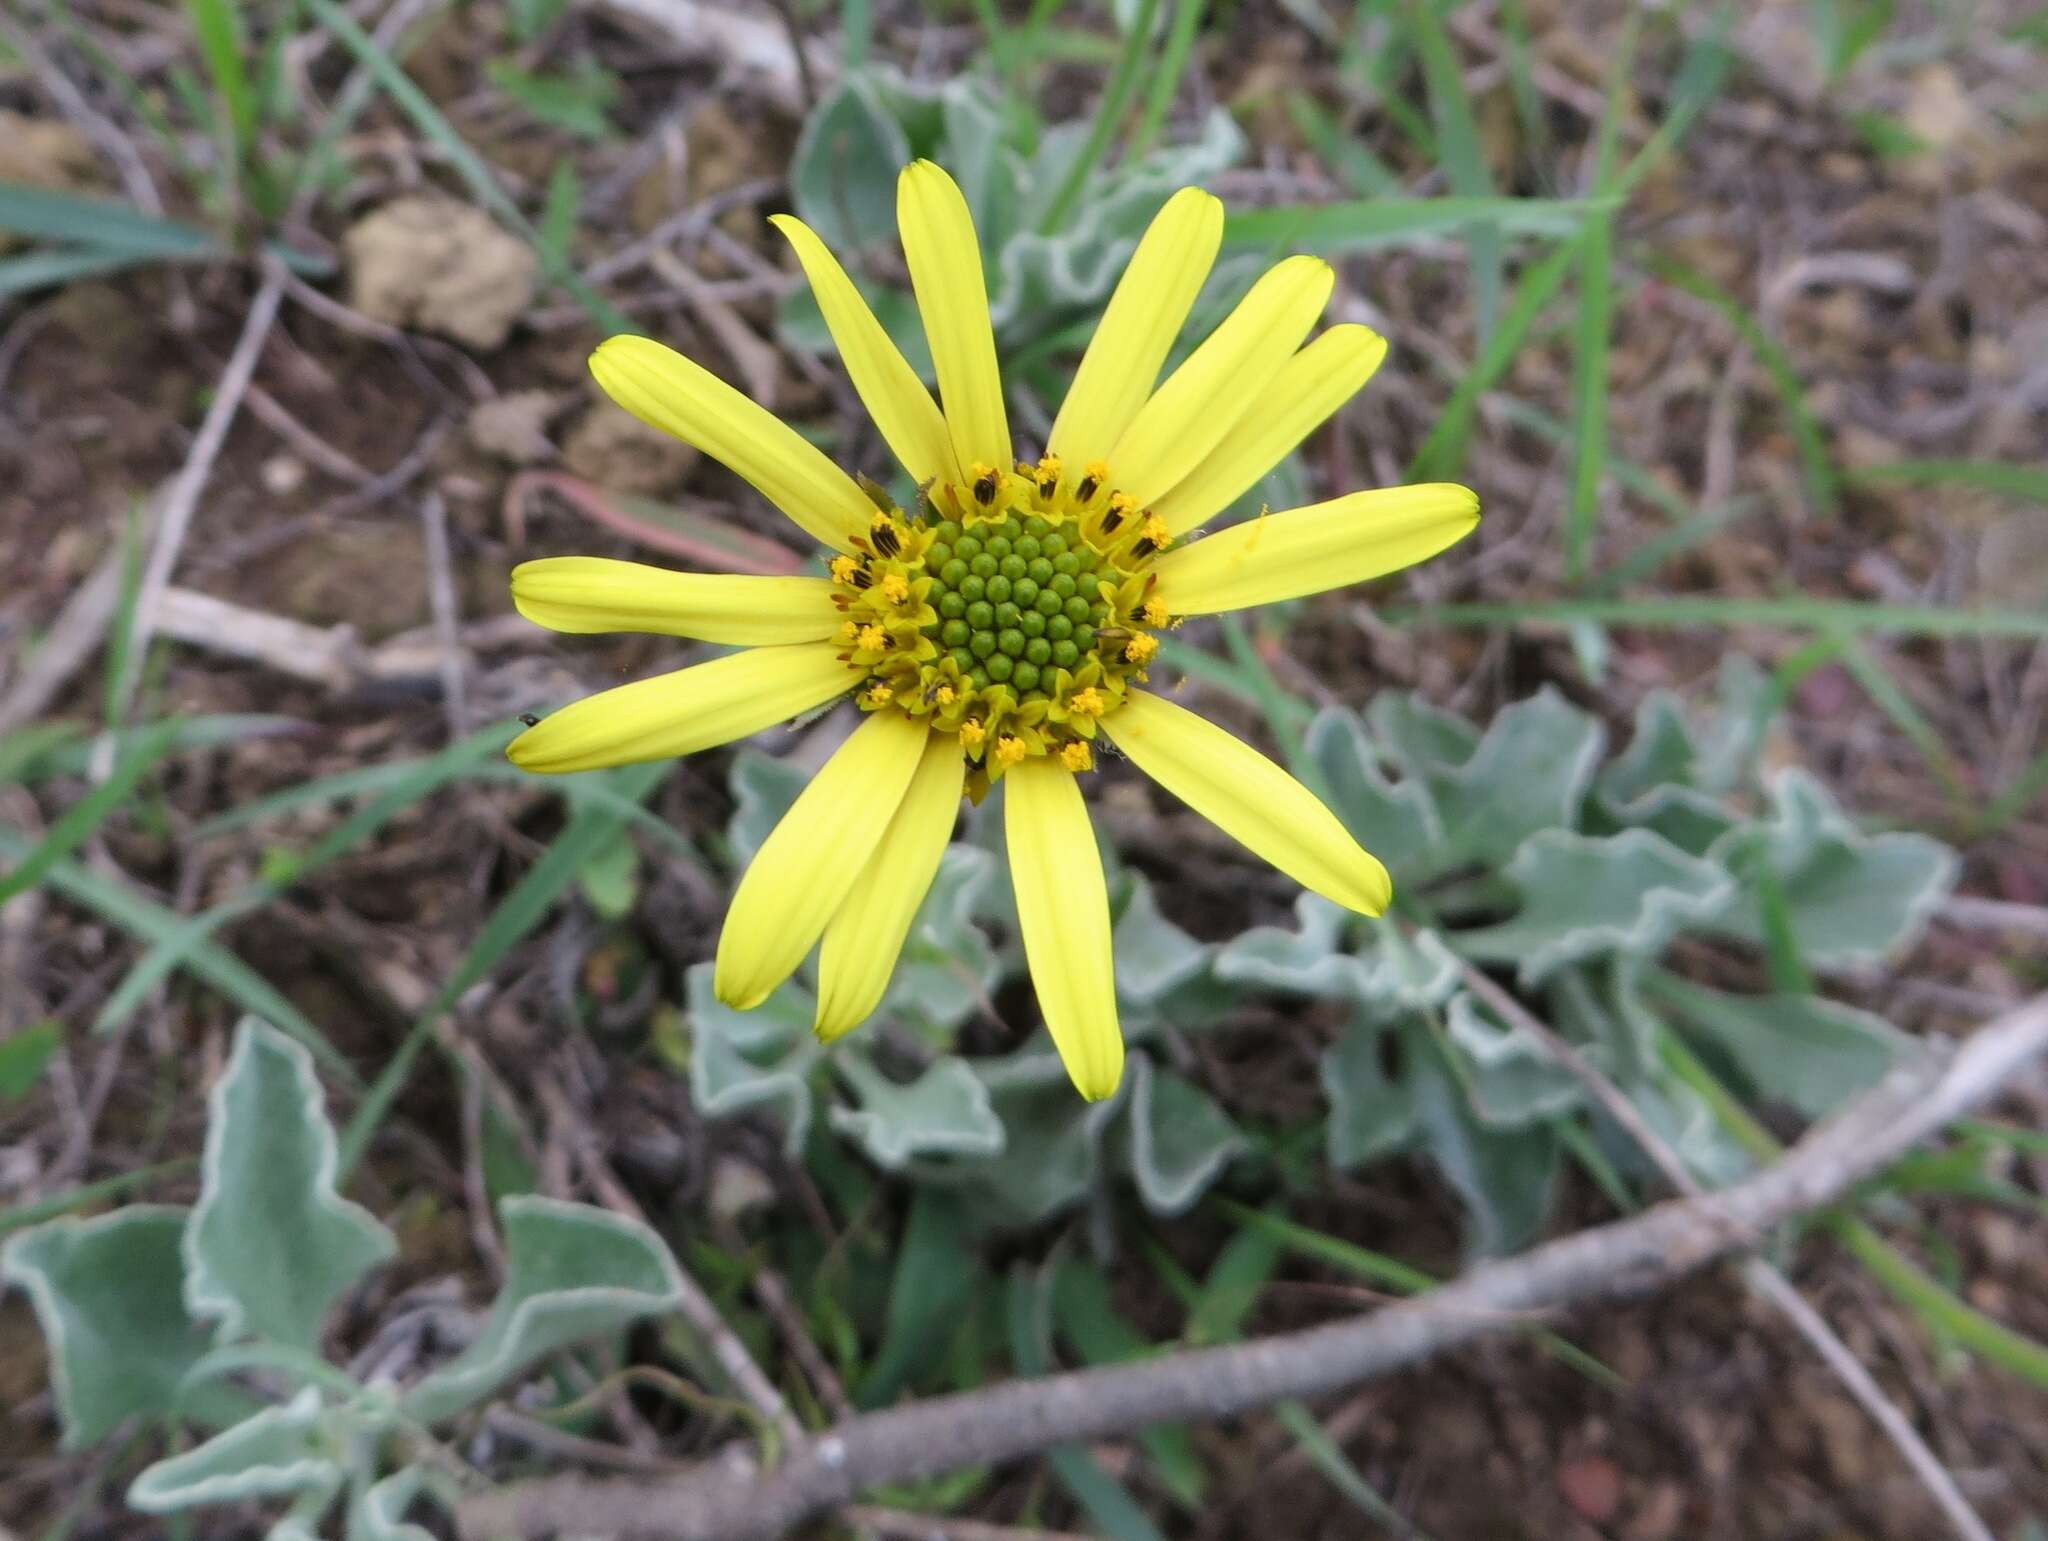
xmin=468 ymin=390 xmax=562 ymax=465
xmin=562 ymin=399 xmax=699 ymax=494
xmin=260 ymin=454 xmax=307 ymax=495
xmin=343 ymin=197 xmax=537 ymax=351
xmin=1557 ymin=1454 xmax=1623 ymax=1524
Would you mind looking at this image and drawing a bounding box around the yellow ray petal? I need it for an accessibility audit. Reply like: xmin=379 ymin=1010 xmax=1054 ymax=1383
xmin=512 ymin=558 xmax=844 ymax=645
xmin=897 ymin=160 xmax=1010 ymax=477
xmin=1151 ymin=324 xmax=1389 ymax=536
xmin=1046 ymin=187 xmax=1224 ymax=471
xmin=507 ymin=643 xmax=854 ymax=774
xmin=715 ymin=710 xmax=930 ymax=1011
xmin=1003 ymin=758 xmax=1123 ymax=1101
xmin=1108 ymin=255 xmax=1333 ymax=507
xmin=813 ymin=735 xmax=966 ymax=1041
xmin=589 ymin=334 xmax=873 ymax=554
xmin=1103 ymin=691 xmax=1391 ymax=915
xmin=770 ymin=214 xmax=960 ymax=490
xmin=1150 ymin=484 xmax=1480 ymax=615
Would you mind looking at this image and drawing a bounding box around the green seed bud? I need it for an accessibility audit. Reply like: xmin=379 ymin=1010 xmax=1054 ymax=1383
xmin=986 ymin=576 xmax=1013 ymax=604
xmin=1012 ymin=662 xmax=1041 ymax=692
xmin=954 ymin=536 xmax=982 ymax=560
xmin=951 ymin=646 xmax=976 ymax=673
xmin=1047 ymin=615 xmax=1073 ymax=640
xmin=995 ymin=601 xmax=1022 ymax=627
xmin=986 ymin=653 xmax=1014 ymax=682
xmin=1026 ymin=557 xmax=1054 ymax=584
xmin=986 ymin=537 xmax=1012 ymax=560
xmin=959 ymin=575 xmax=986 ymax=602
xmin=1051 ymin=640 xmax=1080 ymax=668
xmin=940 ymin=559 xmax=968 ymax=586
xmin=1089 ymin=601 xmax=1110 ymax=624
xmin=1000 ymin=554 xmax=1027 ymax=581
xmin=937 ymin=592 xmax=966 ymax=619
xmin=942 ymin=619 xmax=970 ymax=647
xmin=935 ymin=520 xmax=962 ymax=543
xmin=1020 ymin=610 xmax=1048 ymax=637
xmin=1024 ymin=637 xmax=1052 ymax=666
xmin=1049 ymin=573 xmax=1076 ymax=598
xmin=1042 ymin=533 xmax=1068 ymax=556
xmin=966 ymin=600 xmax=995 ymax=629
xmin=970 ymin=553 xmax=998 ymax=579
xmin=1014 ymin=536 xmax=1041 ymax=560
xmin=1072 ymin=626 xmax=1095 ymax=652
xmin=1023 ymin=515 xmax=1051 ymax=537
xmin=997 ymin=627 xmax=1026 ymax=657
xmin=1052 ymin=552 xmax=1080 ymax=575
xmin=969 ymin=665 xmax=991 ymax=690
xmin=1013 ymin=578 xmax=1040 ymax=607
xmin=1063 ymin=595 xmax=1092 ymax=622
xmin=926 ymin=544 xmax=952 ymax=569
xmin=969 ymin=632 xmax=997 ymax=659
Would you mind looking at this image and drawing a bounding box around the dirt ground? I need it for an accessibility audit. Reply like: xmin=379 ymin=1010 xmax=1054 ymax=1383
xmin=2 ymin=0 xmax=2046 ymax=1536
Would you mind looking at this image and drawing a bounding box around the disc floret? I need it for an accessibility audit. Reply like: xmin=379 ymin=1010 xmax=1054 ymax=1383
xmin=830 ymin=458 xmax=1176 ymax=784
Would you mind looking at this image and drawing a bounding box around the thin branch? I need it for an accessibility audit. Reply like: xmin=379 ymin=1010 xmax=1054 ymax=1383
xmin=96 ymin=259 xmax=288 ymax=768
xmin=1455 ymin=958 xmax=1996 ymax=1541
xmin=459 ymin=992 xmax=2048 ymax=1541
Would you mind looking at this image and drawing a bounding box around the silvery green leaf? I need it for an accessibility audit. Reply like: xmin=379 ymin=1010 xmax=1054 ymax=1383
xmin=1214 ymin=893 xmax=1370 ymax=1000
xmin=1114 ymin=872 xmax=1208 ymax=1005
xmin=1422 ymin=687 xmax=1606 ymax=871
xmin=1113 ymin=1055 xmax=1244 ymax=1216
xmin=956 ymin=1051 xmax=1115 ymax=1226
xmin=788 ymin=75 xmax=911 ymax=251
xmin=830 ymin=1055 xmax=1004 ymax=1168
xmin=1442 ymin=993 xmax=1583 ymax=1127
xmin=1697 ymin=653 xmax=1772 ymax=793
xmin=887 ymin=846 xmax=1001 ymax=1032
xmin=780 ymin=276 xmax=934 ymax=382
xmin=1546 ymin=961 xmax=1659 ymax=1083
xmin=684 ymin=963 xmax=818 ymax=1156
xmin=1365 ymin=692 xmax=1481 ymax=776
xmin=939 ymin=81 xmax=1015 ymax=243
xmin=1359 ymin=924 xmax=1463 ymax=1017
xmin=1410 ymin=1054 xmax=1559 ymax=1258
xmin=1707 ymin=769 xmax=1957 ymax=964
xmin=350 ymin=1465 xmax=450 ymax=1541
xmin=1458 ymin=829 xmax=1735 ymax=984
xmin=1304 ymin=707 xmax=1441 ymax=879
xmin=576 ymin=830 xmax=640 ymax=920
xmin=186 ymin=1019 xmax=396 ymax=1351
xmin=1597 ymin=690 xmax=1699 ymax=812
xmin=402 ymin=1196 xmax=685 ymax=1424
xmin=1320 ymin=1014 xmax=1419 ymax=1169
xmin=128 ymin=1386 xmax=339 ymax=1514
xmin=1653 ymin=974 xmax=1905 ymax=1117
xmin=725 ymin=749 xmax=812 ymax=870
xmin=1619 ymin=1074 xmax=1752 ymax=1188
xmin=0 ymin=1206 xmax=209 ymax=1446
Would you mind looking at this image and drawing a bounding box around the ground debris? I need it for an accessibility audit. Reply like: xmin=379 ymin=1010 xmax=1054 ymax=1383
xmin=343 ymin=197 xmax=538 ymax=351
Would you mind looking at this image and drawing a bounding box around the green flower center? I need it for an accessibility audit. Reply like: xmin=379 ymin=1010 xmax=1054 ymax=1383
xmin=828 ymin=456 xmax=1175 ymax=780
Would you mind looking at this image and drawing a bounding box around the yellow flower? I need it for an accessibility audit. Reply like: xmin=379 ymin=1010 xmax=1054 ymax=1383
xmin=505 ymin=161 xmax=1479 ymax=1101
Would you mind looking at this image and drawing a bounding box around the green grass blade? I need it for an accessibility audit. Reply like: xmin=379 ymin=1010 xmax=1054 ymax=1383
xmin=0 ymin=247 xmax=174 ymax=297
xmin=1038 ymin=0 xmax=1162 ymax=234
xmin=0 ymin=181 xmax=224 ymax=257
xmin=1829 ymin=1215 xmax=2048 ymax=1388
xmin=1224 ymin=195 xmax=1607 ymax=255
xmin=337 ymin=759 xmax=671 ymax=1175
xmin=1274 ymin=1400 xmax=1436 ymax=1537
xmin=1389 ymin=597 xmax=2048 ymax=639
xmin=0 ymin=1159 xmax=197 ymax=1241
xmin=0 ymin=833 xmax=352 ymax=1079
xmin=0 ymin=720 xmax=179 ymax=906
xmin=1845 ymin=458 xmax=2048 ymax=503
xmin=186 ymin=0 xmax=257 ymax=193
xmin=1216 ymin=1199 xmax=1626 ymax=1388
xmin=94 ymin=721 xmax=520 ymax=1035
xmin=1647 ymin=256 xmax=1840 ymax=516
xmin=1127 ymin=0 xmax=1204 ymax=157
xmin=299 ymin=0 xmax=631 ymax=335
xmin=1407 ymin=229 xmax=1586 ymax=481
xmin=1975 ymin=744 xmax=2048 ymax=838
xmin=1286 ymin=93 xmax=1402 ymax=196
xmin=1405 ymin=0 xmax=1501 ymax=338
xmin=1834 ymin=637 xmax=1970 ymax=802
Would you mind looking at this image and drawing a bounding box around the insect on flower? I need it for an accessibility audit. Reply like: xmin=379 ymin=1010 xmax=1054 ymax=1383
xmin=507 ymin=161 xmax=1479 ymax=1100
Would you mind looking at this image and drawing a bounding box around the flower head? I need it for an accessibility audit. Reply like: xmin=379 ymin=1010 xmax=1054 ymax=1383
xmin=506 ymin=161 xmax=1479 ymax=1100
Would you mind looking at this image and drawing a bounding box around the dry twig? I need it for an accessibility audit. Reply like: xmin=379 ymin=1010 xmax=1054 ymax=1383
xmin=460 ymin=992 xmax=2048 ymax=1541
